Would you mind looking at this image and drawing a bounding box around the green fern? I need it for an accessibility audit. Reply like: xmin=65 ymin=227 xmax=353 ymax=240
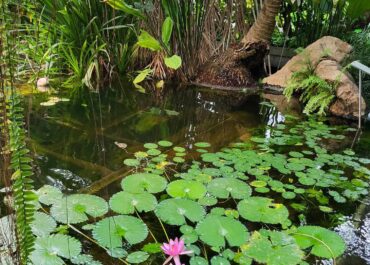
xmin=284 ymin=63 xmax=337 ymax=116
xmin=8 ymin=93 xmax=37 ymax=264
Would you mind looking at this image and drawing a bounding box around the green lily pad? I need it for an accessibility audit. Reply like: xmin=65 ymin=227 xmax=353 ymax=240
xmin=238 ymin=197 xmax=289 ymax=225
xmin=31 ymin=212 xmax=57 ymax=237
xmin=37 ymin=185 xmax=63 ymax=205
xmin=123 ymin=159 xmax=140 ymax=167
xmin=30 ymin=234 xmax=81 ymax=265
xmin=147 ymin=149 xmax=161 ymax=156
xmin=244 ymin=230 xmax=303 ymax=265
xmin=167 ymin=180 xmax=207 ymax=200
xmin=50 ymin=194 xmax=108 ymax=224
xmin=293 ymin=226 xmax=346 ymax=259
xmin=109 ymin=191 xmax=157 ymax=214
xmin=250 ymin=180 xmax=267 ymax=188
xmin=211 ymin=256 xmax=230 ymax=265
xmin=195 ymin=142 xmax=211 ymax=148
xmin=158 ymin=140 xmax=173 ymax=147
xmin=142 ymin=243 xmax=162 ymax=254
xmin=190 ymin=257 xmax=209 ymax=265
xmin=126 ymin=251 xmax=149 ymax=264
xmin=144 ymin=143 xmax=158 ymax=149
xmin=92 ymin=215 xmax=148 ymax=248
xmin=196 ymin=215 xmax=249 ymax=248
xmin=174 ymin=146 xmax=186 ymax=152
xmin=155 ymin=198 xmax=206 ymax=225
xmin=173 ymin=157 xmax=185 ymax=163
xmin=121 ymin=173 xmax=167 ymax=194
xmin=208 ymin=178 xmax=252 ymax=199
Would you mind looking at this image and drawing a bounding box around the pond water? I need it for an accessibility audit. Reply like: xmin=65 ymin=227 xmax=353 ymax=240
xmin=24 ymin=83 xmax=370 ymax=265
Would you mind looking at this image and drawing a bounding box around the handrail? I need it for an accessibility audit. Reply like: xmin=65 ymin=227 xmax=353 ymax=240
xmin=350 ymin=61 xmax=370 ymax=129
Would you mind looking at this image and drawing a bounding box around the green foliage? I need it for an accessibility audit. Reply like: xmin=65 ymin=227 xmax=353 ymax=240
xmin=8 ymin=93 xmax=37 ymax=264
xmin=109 ymin=191 xmax=157 ymax=214
xmin=284 ymin=59 xmax=337 ymax=116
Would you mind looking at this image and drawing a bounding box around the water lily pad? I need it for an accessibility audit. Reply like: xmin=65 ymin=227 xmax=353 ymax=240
xmin=196 ymin=215 xmax=249 ymax=248
xmin=30 ymin=234 xmax=81 ymax=265
xmin=71 ymin=254 xmax=102 ymax=264
xmin=37 ymin=185 xmax=63 ymax=205
xmin=155 ymin=198 xmax=205 ymax=225
xmin=293 ymin=226 xmax=346 ymax=259
xmin=123 ymin=158 xmax=140 ymax=167
xmin=250 ymin=180 xmax=267 ymax=188
xmin=50 ymin=194 xmax=108 ymax=224
xmin=126 ymin=251 xmax=149 ymax=264
xmin=208 ymin=178 xmax=252 ymax=199
xmin=190 ymin=257 xmax=209 ymax=265
xmin=198 ymin=196 xmax=218 ymax=206
xmin=238 ymin=197 xmax=289 ymax=225
xmin=158 ymin=140 xmax=173 ymax=147
xmin=142 ymin=243 xmax=162 ymax=254
xmin=195 ymin=142 xmax=211 ymax=148
xmin=109 ymin=191 xmax=157 ymax=214
xmin=211 ymin=256 xmax=230 ymax=265
xmin=93 ymin=215 xmax=148 ymax=248
xmin=173 ymin=157 xmax=185 ymax=163
xmin=174 ymin=146 xmax=186 ymax=152
xmin=244 ymin=230 xmax=303 ymax=265
xmin=167 ymin=180 xmax=207 ymax=200
xmin=121 ymin=173 xmax=167 ymax=193
xmin=147 ymin=149 xmax=161 ymax=156
xmin=282 ymin=191 xmax=296 ymax=199
xmin=31 ymin=212 xmax=57 ymax=237
xmin=144 ymin=143 xmax=158 ymax=149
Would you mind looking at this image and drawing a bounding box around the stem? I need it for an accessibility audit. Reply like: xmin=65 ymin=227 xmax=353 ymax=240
xmin=157 ymin=216 xmax=170 ymax=242
xmin=135 ymin=210 xmax=158 ymax=243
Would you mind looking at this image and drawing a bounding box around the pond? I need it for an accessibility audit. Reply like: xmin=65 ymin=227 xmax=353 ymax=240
xmin=25 ymin=82 xmax=370 ymax=265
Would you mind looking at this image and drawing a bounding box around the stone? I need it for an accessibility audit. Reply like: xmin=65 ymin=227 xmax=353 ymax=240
xmin=314 ymin=59 xmax=366 ymax=118
xmin=36 ymin=77 xmax=49 ymax=89
xmin=263 ymin=36 xmax=353 ymax=88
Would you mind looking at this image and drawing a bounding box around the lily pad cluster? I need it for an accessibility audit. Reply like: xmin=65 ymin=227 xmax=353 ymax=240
xmin=30 ymin=120 xmax=370 ymax=264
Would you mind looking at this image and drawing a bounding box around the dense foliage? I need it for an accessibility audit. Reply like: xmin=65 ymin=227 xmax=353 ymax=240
xmin=28 ymin=118 xmax=370 ymax=264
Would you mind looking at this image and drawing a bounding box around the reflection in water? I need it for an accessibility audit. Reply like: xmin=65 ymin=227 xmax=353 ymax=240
xmin=27 ymin=85 xmax=267 ymax=192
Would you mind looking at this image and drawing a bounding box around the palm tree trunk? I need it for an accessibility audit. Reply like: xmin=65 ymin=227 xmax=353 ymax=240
xmin=242 ymin=0 xmax=283 ymax=44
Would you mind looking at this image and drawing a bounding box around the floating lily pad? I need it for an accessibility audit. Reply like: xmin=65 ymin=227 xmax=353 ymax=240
xmin=167 ymin=180 xmax=207 ymax=200
xmin=123 ymin=159 xmax=140 ymax=167
xmin=37 ymin=185 xmax=63 ymax=205
xmin=30 ymin=234 xmax=81 ymax=265
xmin=293 ymin=226 xmax=346 ymax=259
xmin=147 ymin=149 xmax=161 ymax=156
xmin=244 ymin=230 xmax=303 ymax=265
xmin=238 ymin=197 xmax=289 ymax=224
xmin=155 ymin=198 xmax=206 ymax=225
xmin=50 ymin=194 xmax=108 ymax=224
xmin=196 ymin=215 xmax=249 ymax=248
xmin=158 ymin=140 xmax=173 ymax=147
xmin=121 ymin=173 xmax=167 ymax=194
xmin=31 ymin=212 xmax=57 ymax=237
xmin=144 ymin=143 xmax=158 ymax=149
xmin=173 ymin=157 xmax=185 ymax=163
xmin=250 ymin=180 xmax=267 ymax=188
xmin=208 ymin=178 xmax=252 ymax=199
xmin=211 ymin=256 xmax=230 ymax=265
xmin=126 ymin=251 xmax=149 ymax=264
xmin=93 ymin=215 xmax=148 ymax=248
xmin=174 ymin=146 xmax=186 ymax=152
xmin=142 ymin=243 xmax=162 ymax=254
xmin=195 ymin=142 xmax=211 ymax=148
xmin=190 ymin=257 xmax=209 ymax=265
xmin=109 ymin=191 xmax=157 ymax=214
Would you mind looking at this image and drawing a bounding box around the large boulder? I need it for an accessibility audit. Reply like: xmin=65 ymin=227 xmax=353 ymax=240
xmin=263 ymin=36 xmax=353 ymax=88
xmin=315 ymin=60 xmax=366 ymax=118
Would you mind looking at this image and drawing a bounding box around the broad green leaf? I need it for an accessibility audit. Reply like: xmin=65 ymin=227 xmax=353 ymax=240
xmin=104 ymin=0 xmax=144 ymax=18
xmin=50 ymin=194 xmax=108 ymax=224
xmin=133 ymin=68 xmax=152 ymax=84
xmin=164 ymin=55 xmax=182 ymax=70
xmin=31 ymin=212 xmax=57 ymax=237
xmin=123 ymin=158 xmax=140 ymax=167
xmin=167 ymin=180 xmax=207 ymax=200
xmin=211 ymin=256 xmax=230 ymax=265
xmin=30 ymin=234 xmax=81 ymax=265
xmin=208 ymin=178 xmax=252 ymax=199
xmin=238 ymin=197 xmax=289 ymax=225
xmin=137 ymin=30 xmax=162 ymax=51
xmin=196 ymin=215 xmax=249 ymax=248
xmin=109 ymin=191 xmax=157 ymax=214
xmin=93 ymin=215 xmax=148 ymax=248
xmin=155 ymin=198 xmax=205 ymax=225
xmin=121 ymin=173 xmax=167 ymax=194
xmin=158 ymin=140 xmax=173 ymax=147
xmin=293 ymin=226 xmax=346 ymax=259
xmin=161 ymin=17 xmax=174 ymax=46
xmin=37 ymin=185 xmax=63 ymax=205
xmin=190 ymin=257 xmax=209 ymax=265
xmin=142 ymin=243 xmax=162 ymax=254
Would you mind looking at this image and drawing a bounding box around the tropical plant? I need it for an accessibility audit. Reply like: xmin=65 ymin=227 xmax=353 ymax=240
xmin=27 ymin=117 xmax=370 ymax=264
xmin=284 ymin=54 xmax=338 ymax=115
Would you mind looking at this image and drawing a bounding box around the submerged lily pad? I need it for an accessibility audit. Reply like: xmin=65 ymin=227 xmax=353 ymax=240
xmin=238 ymin=197 xmax=289 ymax=225
xmin=121 ymin=173 xmax=167 ymax=194
xmin=109 ymin=191 xmax=157 ymax=214
xmin=208 ymin=178 xmax=252 ymax=199
xmin=50 ymin=194 xmax=108 ymax=224
xmin=30 ymin=234 xmax=81 ymax=265
xmin=196 ymin=215 xmax=249 ymax=248
xmin=93 ymin=215 xmax=148 ymax=248
xmin=167 ymin=180 xmax=207 ymax=199
xmin=155 ymin=198 xmax=206 ymax=225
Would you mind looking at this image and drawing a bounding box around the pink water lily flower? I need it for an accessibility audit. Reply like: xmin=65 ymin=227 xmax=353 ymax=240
xmin=161 ymin=238 xmax=193 ymax=265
